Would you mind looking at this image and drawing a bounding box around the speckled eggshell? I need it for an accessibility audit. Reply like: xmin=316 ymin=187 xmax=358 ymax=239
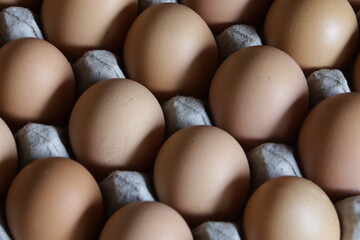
xmin=99 ymin=201 xmax=193 ymax=240
xmin=243 ymin=176 xmax=340 ymax=240
xmin=0 ymin=38 xmax=76 ymax=132
xmin=124 ymin=3 xmax=218 ymax=103
xmin=298 ymin=92 xmax=360 ymax=201
xmin=41 ymin=0 xmax=138 ymax=62
xmin=0 ymin=117 xmax=17 ymax=200
xmin=180 ymin=0 xmax=273 ymax=34
xmin=209 ymin=45 xmax=309 ymax=151
xmin=5 ymin=157 xmax=104 ymax=240
xmin=153 ymin=125 xmax=250 ymax=227
xmin=69 ymin=78 xmax=165 ymax=180
xmin=264 ymin=0 xmax=358 ymax=75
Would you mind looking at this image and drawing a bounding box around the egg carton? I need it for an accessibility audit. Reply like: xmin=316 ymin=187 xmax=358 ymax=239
xmin=0 ymin=3 xmax=358 ymax=240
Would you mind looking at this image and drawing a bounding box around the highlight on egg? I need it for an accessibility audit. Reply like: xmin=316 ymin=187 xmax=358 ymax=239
xmin=264 ymin=0 xmax=358 ymax=75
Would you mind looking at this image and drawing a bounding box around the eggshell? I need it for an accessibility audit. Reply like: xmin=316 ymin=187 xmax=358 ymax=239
xmin=5 ymin=157 xmax=103 ymax=240
xmin=123 ymin=3 xmax=218 ymax=103
xmin=153 ymin=125 xmax=250 ymax=227
xmin=41 ymin=0 xmax=138 ymax=62
xmin=99 ymin=201 xmax=193 ymax=240
xmin=0 ymin=38 xmax=76 ymax=132
xmin=243 ymin=176 xmax=340 ymax=240
xmin=264 ymin=0 xmax=358 ymax=75
xmin=180 ymin=0 xmax=273 ymax=34
xmin=69 ymin=78 xmax=165 ymax=180
xmin=209 ymin=45 xmax=309 ymax=151
xmin=298 ymin=92 xmax=360 ymax=201
xmin=0 ymin=117 xmax=17 ymax=200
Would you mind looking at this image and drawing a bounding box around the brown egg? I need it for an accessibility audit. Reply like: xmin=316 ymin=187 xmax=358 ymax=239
xmin=6 ymin=157 xmax=103 ymax=240
xmin=298 ymin=92 xmax=360 ymax=201
xmin=0 ymin=0 xmax=42 ymax=12
xmin=99 ymin=201 xmax=193 ymax=240
xmin=124 ymin=3 xmax=218 ymax=103
xmin=153 ymin=125 xmax=250 ymax=227
xmin=69 ymin=78 xmax=165 ymax=180
xmin=0 ymin=117 xmax=17 ymax=200
xmin=41 ymin=0 xmax=138 ymax=62
xmin=0 ymin=38 xmax=76 ymax=132
xmin=209 ymin=45 xmax=309 ymax=151
xmin=243 ymin=176 xmax=340 ymax=240
xmin=180 ymin=0 xmax=273 ymax=34
xmin=264 ymin=0 xmax=358 ymax=76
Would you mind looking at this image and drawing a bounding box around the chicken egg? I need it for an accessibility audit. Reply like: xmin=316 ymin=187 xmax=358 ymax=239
xmin=0 ymin=117 xmax=17 ymax=200
xmin=209 ymin=45 xmax=309 ymax=151
xmin=41 ymin=0 xmax=138 ymax=61
xmin=243 ymin=176 xmax=340 ymax=240
xmin=154 ymin=125 xmax=250 ymax=227
xmin=99 ymin=201 xmax=193 ymax=240
xmin=0 ymin=38 xmax=76 ymax=132
xmin=69 ymin=78 xmax=165 ymax=180
xmin=298 ymin=92 xmax=360 ymax=201
xmin=264 ymin=0 xmax=358 ymax=75
xmin=124 ymin=3 xmax=218 ymax=103
xmin=6 ymin=157 xmax=104 ymax=240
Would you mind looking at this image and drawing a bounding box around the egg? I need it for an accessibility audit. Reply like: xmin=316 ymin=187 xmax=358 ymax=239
xmin=99 ymin=201 xmax=193 ymax=240
xmin=6 ymin=157 xmax=103 ymax=240
xmin=0 ymin=38 xmax=76 ymax=132
xmin=123 ymin=3 xmax=218 ymax=103
xmin=180 ymin=0 xmax=273 ymax=34
xmin=41 ymin=0 xmax=138 ymax=61
xmin=243 ymin=176 xmax=340 ymax=240
xmin=209 ymin=45 xmax=309 ymax=151
xmin=69 ymin=78 xmax=165 ymax=180
xmin=153 ymin=125 xmax=250 ymax=227
xmin=264 ymin=0 xmax=358 ymax=75
xmin=298 ymin=92 xmax=360 ymax=201
xmin=0 ymin=117 xmax=17 ymax=200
